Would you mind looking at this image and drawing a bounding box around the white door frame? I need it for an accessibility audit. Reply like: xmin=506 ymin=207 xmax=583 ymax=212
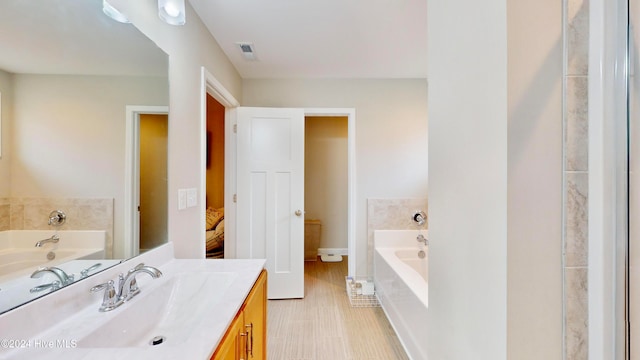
xmin=199 ymin=67 xmax=356 ymax=277
xmin=124 ymin=105 xmax=169 ymax=259
xmin=200 ymin=67 xmax=240 ymax=259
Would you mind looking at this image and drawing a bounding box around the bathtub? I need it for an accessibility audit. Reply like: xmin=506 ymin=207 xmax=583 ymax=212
xmin=0 ymin=230 xmax=106 ymax=281
xmin=374 ymin=230 xmax=428 ymax=360
xmin=0 ymin=230 xmax=109 ymax=314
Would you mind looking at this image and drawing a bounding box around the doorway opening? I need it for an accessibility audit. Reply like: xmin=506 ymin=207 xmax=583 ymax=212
xmin=139 ymin=114 xmax=168 ymax=252
xmin=199 ymin=67 xmax=240 ymax=261
xmin=205 ymin=94 xmax=226 ymax=259
xmin=124 ymin=106 xmax=169 ymax=258
xmin=304 ymin=116 xmax=348 ymax=276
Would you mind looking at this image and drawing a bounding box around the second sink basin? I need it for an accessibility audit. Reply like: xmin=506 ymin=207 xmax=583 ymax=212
xmin=76 ymin=270 xmax=238 ymax=348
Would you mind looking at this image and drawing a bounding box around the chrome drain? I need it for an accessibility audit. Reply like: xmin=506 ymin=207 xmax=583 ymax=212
xmin=150 ymin=335 xmax=166 ymax=346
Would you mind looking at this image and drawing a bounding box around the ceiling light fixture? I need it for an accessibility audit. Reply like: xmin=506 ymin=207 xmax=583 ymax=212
xmin=102 ymin=0 xmax=130 ymax=24
xmin=158 ymin=0 xmax=186 ymax=26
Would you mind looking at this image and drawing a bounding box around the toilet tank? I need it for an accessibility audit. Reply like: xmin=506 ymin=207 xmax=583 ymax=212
xmin=304 ymin=220 xmax=321 ymax=261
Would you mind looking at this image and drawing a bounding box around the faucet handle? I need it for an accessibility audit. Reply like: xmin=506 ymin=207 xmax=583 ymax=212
xmin=90 ymin=280 xmax=122 ymax=312
xmin=30 ymin=281 xmax=61 ymax=293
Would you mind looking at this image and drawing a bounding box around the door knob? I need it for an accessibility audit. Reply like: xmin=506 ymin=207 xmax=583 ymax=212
xmin=295 ymin=210 xmax=303 ymax=216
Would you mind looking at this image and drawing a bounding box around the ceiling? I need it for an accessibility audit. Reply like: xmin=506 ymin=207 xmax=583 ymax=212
xmin=0 ymin=0 xmax=167 ymax=76
xmin=189 ymin=0 xmax=427 ymax=79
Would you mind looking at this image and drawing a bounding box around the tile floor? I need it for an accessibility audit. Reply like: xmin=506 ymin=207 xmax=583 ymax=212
xmin=267 ymin=257 xmax=409 ymax=359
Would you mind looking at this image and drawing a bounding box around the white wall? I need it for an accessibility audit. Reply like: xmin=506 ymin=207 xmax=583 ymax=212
xmin=10 ymin=74 xmax=168 ymax=258
xmin=243 ymin=78 xmax=428 ymax=276
xmin=427 ymin=0 xmax=508 ymax=358
xmin=109 ymin=0 xmax=243 ymax=258
xmin=0 ymin=69 xmax=13 ymax=197
xmin=428 ymin=0 xmax=563 ymax=358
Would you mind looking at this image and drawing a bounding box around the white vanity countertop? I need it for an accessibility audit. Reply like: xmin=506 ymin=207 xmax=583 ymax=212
xmin=0 ymin=244 xmax=266 ymax=360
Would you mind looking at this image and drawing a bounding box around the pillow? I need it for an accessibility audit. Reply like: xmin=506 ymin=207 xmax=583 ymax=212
xmin=206 ymin=207 xmax=224 ymax=230
xmin=213 ymin=219 xmax=225 ymax=237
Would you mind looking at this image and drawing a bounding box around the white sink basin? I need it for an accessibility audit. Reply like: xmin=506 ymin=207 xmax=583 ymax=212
xmin=0 ymin=252 xmax=266 ymax=360
xmin=76 ymin=271 xmax=237 ymax=348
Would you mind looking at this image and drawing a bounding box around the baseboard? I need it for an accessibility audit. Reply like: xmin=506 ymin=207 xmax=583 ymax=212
xmin=317 ymin=248 xmax=348 ymax=256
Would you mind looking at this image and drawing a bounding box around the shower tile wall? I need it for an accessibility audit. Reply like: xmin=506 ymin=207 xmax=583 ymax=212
xmin=366 ymin=198 xmax=428 ymax=275
xmin=564 ymin=0 xmax=589 ymax=358
xmin=6 ymin=198 xmax=114 ymax=258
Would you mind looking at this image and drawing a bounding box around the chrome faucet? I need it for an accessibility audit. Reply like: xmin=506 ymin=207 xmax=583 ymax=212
xmin=34 ymin=234 xmax=59 ymax=247
xmin=31 ymin=266 xmax=74 ymax=286
xmin=90 ymin=263 xmax=162 ymax=312
xmin=118 ymin=263 xmax=163 ymax=302
xmin=417 ymin=234 xmax=428 ymax=246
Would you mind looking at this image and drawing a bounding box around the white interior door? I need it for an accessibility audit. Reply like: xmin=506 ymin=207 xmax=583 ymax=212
xmin=236 ymin=107 xmax=305 ymax=299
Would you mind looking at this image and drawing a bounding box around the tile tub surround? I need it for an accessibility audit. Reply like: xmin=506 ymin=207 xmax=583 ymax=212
xmin=367 ymin=198 xmax=428 ymax=275
xmin=7 ymin=198 xmax=114 ymax=258
xmin=564 ymin=0 xmax=589 ymax=357
xmin=0 ymin=243 xmax=267 ymax=360
xmin=0 ymin=202 xmax=9 ymax=231
xmin=374 ymin=230 xmax=428 ymax=360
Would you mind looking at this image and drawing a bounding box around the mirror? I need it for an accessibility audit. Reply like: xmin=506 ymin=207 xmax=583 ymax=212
xmin=0 ymin=0 xmax=169 ymax=314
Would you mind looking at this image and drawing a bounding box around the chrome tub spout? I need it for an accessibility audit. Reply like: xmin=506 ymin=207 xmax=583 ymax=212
xmin=34 ymin=234 xmax=59 ymax=247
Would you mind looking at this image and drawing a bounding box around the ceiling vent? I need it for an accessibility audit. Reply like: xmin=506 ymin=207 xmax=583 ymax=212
xmin=236 ymin=42 xmax=257 ymax=61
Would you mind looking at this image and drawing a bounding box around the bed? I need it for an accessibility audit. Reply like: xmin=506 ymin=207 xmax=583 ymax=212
xmin=205 ymin=207 xmax=225 ymax=259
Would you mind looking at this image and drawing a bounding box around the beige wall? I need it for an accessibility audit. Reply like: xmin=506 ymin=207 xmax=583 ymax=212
xmin=243 ymin=78 xmax=428 ymax=276
xmin=428 ymin=0 xmax=563 ymax=358
xmin=10 ymin=74 xmax=168 ymax=258
xmin=110 ymin=0 xmax=243 ymax=258
xmin=507 ymin=0 xmax=563 ymax=358
xmin=0 ymin=69 xmax=13 ymax=197
xmin=304 ymin=116 xmax=348 ymax=250
xmin=140 ymin=114 xmax=169 ymax=251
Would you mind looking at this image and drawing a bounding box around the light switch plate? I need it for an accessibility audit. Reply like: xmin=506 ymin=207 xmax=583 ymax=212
xmin=187 ymin=188 xmax=197 ymax=207
xmin=178 ymin=189 xmax=187 ymax=210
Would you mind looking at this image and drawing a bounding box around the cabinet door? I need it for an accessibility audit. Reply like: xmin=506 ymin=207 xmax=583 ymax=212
xmin=243 ymin=270 xmax=267 ymax=359
xmin=211 ymin=313 xmax=245 ymax=360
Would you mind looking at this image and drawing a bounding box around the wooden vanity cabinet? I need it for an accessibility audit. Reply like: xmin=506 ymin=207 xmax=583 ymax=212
xmin=211 ymin=270 xmax=267 ymax=360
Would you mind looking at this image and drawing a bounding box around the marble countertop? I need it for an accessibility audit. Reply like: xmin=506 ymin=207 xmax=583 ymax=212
xmin=0 ymin=243 xmax=266 ymax=359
